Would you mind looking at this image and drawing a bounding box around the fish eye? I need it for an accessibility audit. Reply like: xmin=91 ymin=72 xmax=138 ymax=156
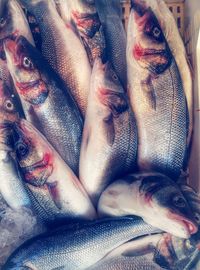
xmin=194 ymin=213 xmax=200 ymax=224
xmin=173 ymin=196 xmax=186 ymax=208
xmin=16 ymin=142 xmax=29 ymax=160
xmin=0 ymin=17 xmax=6 ymax=27
xmin=23 ymin=57 xmax=34 ymax=69
xmin=152 ymin=26 xmax=161 ymax=38
xmin=112 ymin=73 xmax=118 ymax=81
xmin=4 ymin=99 xmax=14 ymax=112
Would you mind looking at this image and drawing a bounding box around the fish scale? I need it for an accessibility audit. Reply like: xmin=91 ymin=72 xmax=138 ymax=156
xmin=3 ymin=217 xmax=161 ymax=270
xmin=20 ymin=0 xmax=91 ymax=115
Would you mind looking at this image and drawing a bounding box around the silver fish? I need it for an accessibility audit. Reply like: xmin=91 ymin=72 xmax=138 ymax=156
xmin=98 ymin=173 xmax=198 ymax=238
xmin=79 ymin=58 xmax=137 ymax=205
xmin=3 ymin=216 xmax=161 ymax=270
xmin=127 ymin=0 xmax=189 ymax=179
xmin=55 ymin=0 xmax=106 ymax=65
xmin=20 ymin=0 xmax=91 ymax=115
xmin=4 ymin=36 xmax=83 ymax=175
xmin=0 ymin=80 xmax=31 ymax=209
xmin=11 ymin=119 xmax=96 ymax=223
xmin=96 ymin=0 xmax=127 ymax=87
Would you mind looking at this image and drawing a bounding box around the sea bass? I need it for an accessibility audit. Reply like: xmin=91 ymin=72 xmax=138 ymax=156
xmin=3 ymin=216 xmax=161 ymax=270
xmin=0 ymin=80 xmax=31 ymax=209
xmin=0 ymin=0 xmax=34 ymax=82
xmin=98 ymin=173 xmax=197 ymax=238
xmin=96 ymin=0 xmax=127 ymax=87
xmin=20 ymin=0 xmax=91 ymax=115
xmin=79 ymin=58 xmax=137 ymax=205
xmin=4 ymin=36 xmax=83 ymax=175
xmin=10 ymin=119 xmax=96 ymax=223
xmin=127 ymin=0 xmax=189 ymax=179
xmin=55 ymin=0 xmax=106 ymax=65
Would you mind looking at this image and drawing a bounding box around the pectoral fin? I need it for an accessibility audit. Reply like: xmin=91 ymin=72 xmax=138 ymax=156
xmin=46 ymin=181 xmax=62 ymax=210
xmin=141 ymin=76 xmax=157 ymax=110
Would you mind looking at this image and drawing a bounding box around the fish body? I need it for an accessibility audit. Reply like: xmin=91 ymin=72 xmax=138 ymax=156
xmin=56 ymin=0 xmax=106 ymax=65
xmin=4 ymin=36 xmax=83 ymax=174
xmin=20 ymin=0 xmax=91 ymax=115
xmin=98 ymin=173 xmax=197 ymax=238
xmin=96 ymin=0 xmax=127 ymax=87
xmin=127 ymin=1 xmax=189 ymax=179
xmin=3 ymin=217 xmax=161 ymax=270
xmin=11 ymin=119 xmax=96 ymax=223
xmin=0 ymin=80 xmax=31 ymax=209
xmin=80 ymin=59 xmax=137 ymax=205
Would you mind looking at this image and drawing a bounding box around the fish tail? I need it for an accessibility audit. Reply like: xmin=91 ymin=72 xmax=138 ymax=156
xmin=95 ymin=0 xmax=122 ymax=21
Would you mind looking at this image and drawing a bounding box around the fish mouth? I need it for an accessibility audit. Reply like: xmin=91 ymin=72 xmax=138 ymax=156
xmin=0 ymin=31 xmax=19 ymax=60
xmin=23 ymin=153 xmax=53 ymax=186
xmin=167 ymin=212 xmax=198 ymax=237
xmin=15 ymin=80 xmax=40 ymax=95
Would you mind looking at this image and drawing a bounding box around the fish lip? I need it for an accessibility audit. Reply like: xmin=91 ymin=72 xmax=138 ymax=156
xmin=167 ymin=211 xmax=198 ymax=236
xmin=23 ymin=153 xmax=51 ymax=172
xmin=16 ymin=80 xmax=40 ymax=92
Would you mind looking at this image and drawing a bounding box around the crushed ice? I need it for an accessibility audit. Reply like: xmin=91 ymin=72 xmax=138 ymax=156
xmin=0 ymin=194 xmax=44 ymax=267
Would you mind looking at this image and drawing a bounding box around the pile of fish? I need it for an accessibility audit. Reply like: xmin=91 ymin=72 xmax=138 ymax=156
xmin=0 ymin=0 xmax=199 ymax=269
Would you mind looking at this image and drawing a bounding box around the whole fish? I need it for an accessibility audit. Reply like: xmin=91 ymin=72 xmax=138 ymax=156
xmin=4 ymin=36 xmax=83 ymax=174
xmin=98 ymin=173 xmax=197 ymax=238
xmin=55 ymin=0 xmax=106 ymax=65
xmin=20 ymin=0 xmax=91 ymax=115
xmin=95 ymin=0 xmax=127 ymax=87
xmin=79 ymin=58 xmax=137 ymax=205
xmin=0 ymin=0 xmax=34 ymax=82
xmin=126 ymin=0 xmax=189 ymax=179
xmin=10 ymin=119 xmax=96 ymax=223
xmin=3 ymin=216 xmax=161 ymax=270
xmin=0 ymin=80 xmax=31 ymax=209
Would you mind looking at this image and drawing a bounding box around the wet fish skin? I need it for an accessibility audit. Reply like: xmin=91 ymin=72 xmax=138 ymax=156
xmin=80 ymin=58 xmax=137 ymax=205
xmin=56 ymin=0 xmax=106 ymax=66
xmin=11 ymin=119 xmax=96 ymax=223
xmin=4 ymin=36 xmax=83 ymax=174
xmin=3 ymin=216 xmax=161 ymax=270
xmin=98 ymin=173 xmax=198 ymax=238
xmin=20 ymin=0 xmax=91 ymax=115
xmin=0 ymin=80 xmax=31 ymax=209
xmin=95 ymin=0 xmax=127 ymax=88
xmin=127 ymin=1 xmax=189 ymax=179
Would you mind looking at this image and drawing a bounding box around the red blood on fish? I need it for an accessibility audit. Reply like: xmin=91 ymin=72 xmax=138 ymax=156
xmin=133 ymin=44 xmax=145 ymax=60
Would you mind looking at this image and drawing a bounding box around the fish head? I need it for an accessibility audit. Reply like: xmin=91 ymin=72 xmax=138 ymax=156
xmin=4 ymin=36 xmax=49 ymax=105
xmin=0 ymin=0 xmax=34 ymax=60
xmin=0 ymin=80 xmax=20 ymax=146
xmin=92 ymin=58 xmax=128 ymax=118
xmin=139 ymin=173 xmax=198 ymax=238
xmin=180 ymin=184 xmax=200 ymax=244
xmin=11 ymin=119 xmax=53 ymax=187
xmin=128 ymin=0 xmax=172 ymax=74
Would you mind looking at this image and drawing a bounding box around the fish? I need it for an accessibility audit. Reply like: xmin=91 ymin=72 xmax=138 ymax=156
xmin=19 ymin=0 xmax=91 ymax=115
xmin=98 ymin=173 xmax=198 ymax=238
xmin=10 ymin=118 xmax=96 ymax=223
xmin=126 ymin=0 xmax=189 ymax=179
xmin=55 ymin=0 xmax=106 ymax=66
xmin=4 ymin=35 xmax=83 ymax=175
xmin=95 ymin=0 xmax=127 ymax=88
xmin=0 ymin=79 xmax=31 ymax=210
xmin=0 ymin=0 xmax=34 ymax=82
xmin=79 ymin=58 xmax=137 ymax=205
xmin=3 ymin=216 xmax=161 ymax=270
